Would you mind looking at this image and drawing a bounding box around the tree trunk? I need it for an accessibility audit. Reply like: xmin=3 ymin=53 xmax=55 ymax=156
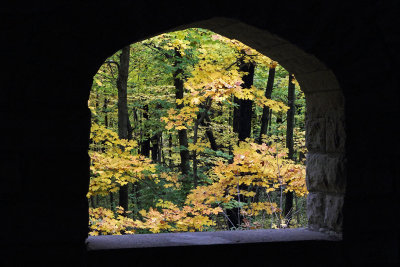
xmin=90 ymin=196 xmax=96 ymax=208
xmin=117 ymin=45 xmax=130 ymax=212
xmin=192 ymin=108 xmax=208 ymax=187
xmin=258 ymin=66 xmax=276 ymax=143
xmin=192 ymin=120 xmax=200 ymax=188
xmin=93 ymin=93 xmax=99 ymax=124
xmin=158 ymin=134 xmax=163 ymax=163
xmin=284 ymin=73 xmax=296 ymax=223
xmin=226 ymin=60 xmax=255 ymax=229
xmin=168 ymin=134 xmax=173 ymax=167
xmin=173 ymin=51 xmax=190 ymax=177
xmin=202 ymin=113 xmax=218 ymax=151
xmin=229 ymin=97 xmax=234 ymax=163
xmin=150 ymin=104 xmax=163 ymax=163
xmin=232 ymin=96 xmax=241 ymax=134
xmin=127 ymin=117 xmax=133 ymax=140
xmin=151 ymin=133 xmax=161 ymax=163
xmin=140 ymin=105 xmax=151 ymax=157
xmin=103 ymin=98 xmax=109 ymax=128
xmin=237 ymin=61 xmax=255 ymax=141
xmin=232 ymin=61 xmax=254 ymax=140
xmin=110 ymin=192 xmax=114 ymax=211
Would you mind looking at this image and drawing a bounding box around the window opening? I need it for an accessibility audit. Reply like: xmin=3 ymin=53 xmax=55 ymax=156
xmin=87 ymin=28 xmax=308 ymax=236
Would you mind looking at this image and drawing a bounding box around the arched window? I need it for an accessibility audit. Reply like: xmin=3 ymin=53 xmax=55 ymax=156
xmin=86 ymin=19 xmax=345 ymax=257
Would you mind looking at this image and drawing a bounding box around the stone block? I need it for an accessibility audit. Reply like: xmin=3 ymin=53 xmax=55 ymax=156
xmin=326 ymin=116 xmax=346 ymax=153
xmin=296 ymin=70 xmax=340 ymax=93
xmin=307 ymin=192 xmax=325 ymax=230
xmin=306 ymin=153 xmax=346 ymax=193
xmin=306 ymin=118 xmax=326 ymax=152
xmin=305 ymin=90 xmax=344 ymax=118
xmin=263 ymin=43 xmax=310 ymax=63
xmin=279 ymin=54 xmax=327 ymax=76
xmin=324 ymin=194 xmax=344 ymax=232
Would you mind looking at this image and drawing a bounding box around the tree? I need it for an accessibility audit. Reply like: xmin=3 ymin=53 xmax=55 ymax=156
xmin=117 ymin=45 xmax=131 ymax=212
xmin=87 ymin=28 xmax=308 ymax=235
xmin=258 ymin=61 xmax=277 ymax=143
xmin=284 ymin=73 xmax=296 ymax=223
xmin=173 ymin=50 xmax=191 ymax=178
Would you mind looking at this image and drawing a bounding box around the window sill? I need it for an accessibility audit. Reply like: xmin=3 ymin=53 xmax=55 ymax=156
xmin=86 ymin=227 xmax=340 ymax=251
xmin=86 ymin=228 xmax=343 ymax=266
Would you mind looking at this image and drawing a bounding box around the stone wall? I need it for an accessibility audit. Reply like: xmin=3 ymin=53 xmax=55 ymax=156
xmin=1 ymin=1 xmax=398 ymax=266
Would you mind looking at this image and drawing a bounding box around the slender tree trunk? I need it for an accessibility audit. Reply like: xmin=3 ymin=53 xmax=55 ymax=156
xmin=117 ymin=45 xmax=130 ymax=212
xmin=173 ymin=51 xmax=190 ymax=177
xmin=226 ymin=60 xmax=255 ymax=229
xmin=229 ymin=97 xmax=234 ymax=163
xmin=132 ymin=108 xmax=138 ymax=125
xmin=158 ymin=134 xmax=163 ymax=163
xmin=127 ymin=117 xmax=133 ymax=140
xmin=237 ymin=61 xmax=255 ymax=141
xmin=192 ymin=107 xmax=208 ymax=187
xmin=168 ymin=134 xmax=173 ymax=167
xmin=232 ymin=96 xmax=241 ymax=134
xmin=192 ymin=120 xmax=200 ymax=188
xmin=202 ymin=113 xmax=218 ymax=151
xmin=132 ymin=184 xmax=139 ymax=217
xmin=95 ymin=195 xmax=99 ymax=207
xmin=150 ymin=104 xmax=163 ymax=163
xmin=110 ymin=192 xmax=114 ymax=211
xmin=90 ymin=196 xmax=96 ymax=208
xmin=258 ymin=66 xmax=276 ymax=143
xmin=93 ymin=93 xmax=99 ymax=124
xmin=151 ymin=133 xmax=161 ymax=163
xmin=140 ymin=105 xmax=151 ymax=157
xmin=103 ymin=98 xmax=109 ymax=128
xmin=232 ymin=61 xmax=254 ymax=140
xmin=284 ymin=73 xmax=296 ymax=222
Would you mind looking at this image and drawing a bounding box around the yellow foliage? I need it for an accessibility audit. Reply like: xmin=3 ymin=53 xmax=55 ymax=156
xmin=88 ymin=29 xmax=307 ymax=235
xmin=89 ymin=207 xmax=138 ymax=235
xmin=87 ymin=123 xmax=156 ymax=198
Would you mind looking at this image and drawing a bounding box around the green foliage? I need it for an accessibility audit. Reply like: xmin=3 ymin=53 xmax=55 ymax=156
xmin=88 ymin=28 xmax=308 ymax=235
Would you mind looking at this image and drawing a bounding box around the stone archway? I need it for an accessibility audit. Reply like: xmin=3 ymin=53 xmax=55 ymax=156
xmin=5 ymin=1 xmax=399 ymax=265
xmin=94 ymin=17 xmax=346 ymax=234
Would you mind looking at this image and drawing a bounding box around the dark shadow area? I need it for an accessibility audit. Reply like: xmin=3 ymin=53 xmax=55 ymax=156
xmin=1 ymin=1 xmax=398 ymax=266
xmin=88 ymin=239 xmax=343 ymax=267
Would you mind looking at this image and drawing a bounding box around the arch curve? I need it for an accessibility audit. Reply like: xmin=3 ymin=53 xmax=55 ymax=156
xmin=92 ymin=17 xmax=346 ymax=233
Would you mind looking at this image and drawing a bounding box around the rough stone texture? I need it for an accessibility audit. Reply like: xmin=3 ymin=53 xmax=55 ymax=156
xmin=306 ymin=153 xmax=346 ymax=194
xmin=87 ymin=228 xmax=338 ymax=250
xmin=325 ymin=116 xmax=346 ymax=153
xmin=324 ymin=194 xmax=344 ymax=232
xmin=306 ymin=91 xmax=344 ymax=118
xmin=1 ymin=1 xmax=399 ymax=266
xmin=307 ymin=192 xmax=325 ymax=230
xmin=307 ymin=192 xmax=344 ymax=233
xmin=88 ymin=232 xmax=343 ymax=267
xmin=296 ymin=70 xmax=340 ymax=93
xmin=306 ymin=118 xmax=326 ymax=152
xmin=279 ymin=54 xmax=328 ymax=75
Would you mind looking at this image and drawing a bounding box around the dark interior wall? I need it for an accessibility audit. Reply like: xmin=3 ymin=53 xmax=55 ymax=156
xmin=1 ymin=1 xmax=398 ymax=266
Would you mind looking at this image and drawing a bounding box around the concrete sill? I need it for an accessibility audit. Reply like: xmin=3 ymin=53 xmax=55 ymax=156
xmin=86 ymin=227 xmax=339 ymax=250
xmin=86 ymin=228 xmax=343 ymax=266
